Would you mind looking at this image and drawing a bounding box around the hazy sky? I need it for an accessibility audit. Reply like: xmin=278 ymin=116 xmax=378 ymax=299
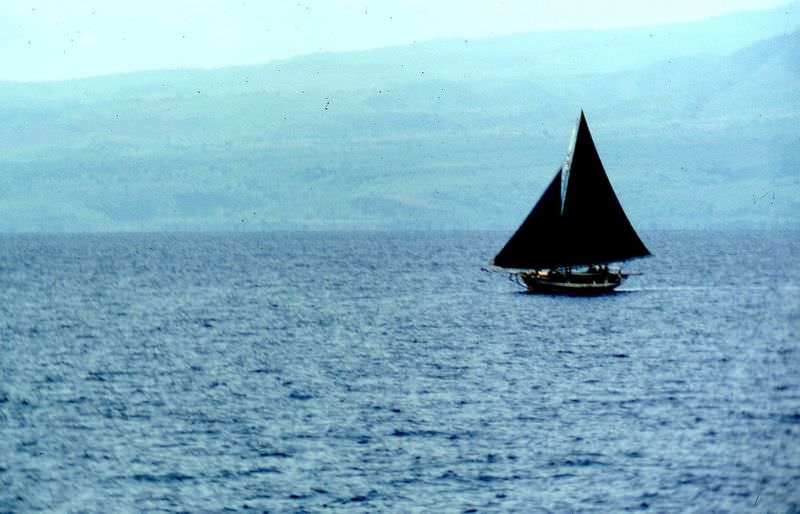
xmin=0 ymin=0 xmax=791 ymax=81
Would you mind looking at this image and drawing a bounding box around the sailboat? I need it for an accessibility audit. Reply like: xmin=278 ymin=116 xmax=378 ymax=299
xmin=490 ymin=111 xmax=650 ymax=295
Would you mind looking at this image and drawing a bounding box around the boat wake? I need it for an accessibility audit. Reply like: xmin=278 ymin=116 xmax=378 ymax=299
xmin=623 ymin=285 xmax=776 ymax=292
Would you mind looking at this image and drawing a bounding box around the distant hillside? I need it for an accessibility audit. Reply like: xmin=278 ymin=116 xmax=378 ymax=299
xmin=0 ymin=4 xmax=798 ymax=232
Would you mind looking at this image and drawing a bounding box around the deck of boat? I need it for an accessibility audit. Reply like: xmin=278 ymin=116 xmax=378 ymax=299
xmin=519 ymin=270 xmax=626 ymax=295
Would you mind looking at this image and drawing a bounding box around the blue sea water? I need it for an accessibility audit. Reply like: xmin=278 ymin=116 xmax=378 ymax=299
xmin=0 ymin=230 xmax=798 ymax=513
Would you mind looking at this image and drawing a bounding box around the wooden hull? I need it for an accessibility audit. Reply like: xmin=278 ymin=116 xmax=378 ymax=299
xmin=520 ymin=270 xmax=626 ymax=295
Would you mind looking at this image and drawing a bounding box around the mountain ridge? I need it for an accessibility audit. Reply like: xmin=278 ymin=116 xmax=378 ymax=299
xmin=0 ymin=6 xmax=798 ymax=232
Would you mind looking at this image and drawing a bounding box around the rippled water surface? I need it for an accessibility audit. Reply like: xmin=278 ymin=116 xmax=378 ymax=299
xmin=1 ymin=231 xmax=798 ymax=512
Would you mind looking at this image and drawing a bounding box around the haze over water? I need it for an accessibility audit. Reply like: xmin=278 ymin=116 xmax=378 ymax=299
xmin=1 ymin=1 xmax=798 ymax=511
xmin=1 ymin=2 xmax=798 ymax=233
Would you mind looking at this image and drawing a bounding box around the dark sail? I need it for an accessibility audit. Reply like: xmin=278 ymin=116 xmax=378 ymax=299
xmin=493 ymin=170 xmax=564 ymax=269
xmin=493 ymin=111 xmax=650 ymax=269
xmin=559 ymin=112 xmax=651 ymax=266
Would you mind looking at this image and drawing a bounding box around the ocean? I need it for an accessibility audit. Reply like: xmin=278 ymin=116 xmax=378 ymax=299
xmin=1 ymin=230 xmax=798 ymax=512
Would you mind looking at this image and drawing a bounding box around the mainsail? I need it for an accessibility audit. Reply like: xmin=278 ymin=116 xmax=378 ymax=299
xmin=493 ymin=111 xmax=650 ymax=269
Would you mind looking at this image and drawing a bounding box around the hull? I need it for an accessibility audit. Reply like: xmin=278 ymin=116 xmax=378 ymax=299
xmin=519 ymin=269 xmax=626 ymax=295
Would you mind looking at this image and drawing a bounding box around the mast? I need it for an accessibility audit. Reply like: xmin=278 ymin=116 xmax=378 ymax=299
xmin=559 ymin=111 xmax=650 ymax=266
xmin=560 ymin=115 xmax=579 ymax=215
xmin=493 ymin=111 xmax=650 ymax=269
